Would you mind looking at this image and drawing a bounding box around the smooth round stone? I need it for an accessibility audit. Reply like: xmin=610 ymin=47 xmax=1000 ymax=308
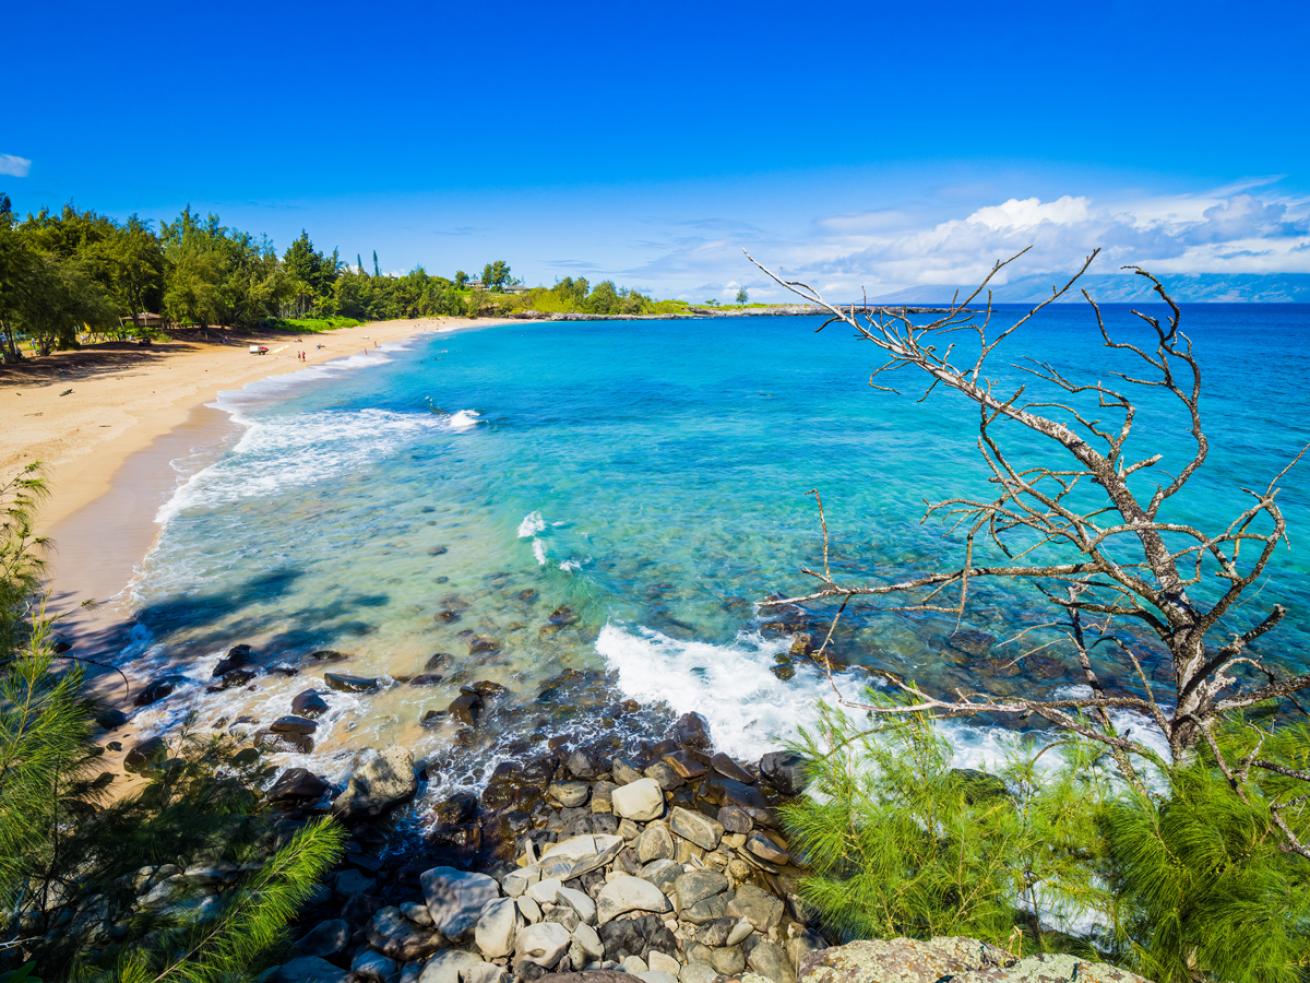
xmin=612 ymin=777 xmax=664 ymax=821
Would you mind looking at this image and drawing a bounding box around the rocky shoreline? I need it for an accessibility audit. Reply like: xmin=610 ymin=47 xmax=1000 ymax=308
xmin=257 ymin=708 xmax=823 ymax=983
xmin=92 ymin=640 xmax=1147 ymax=983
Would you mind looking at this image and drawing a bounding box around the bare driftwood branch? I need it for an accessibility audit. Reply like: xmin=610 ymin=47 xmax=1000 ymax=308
xmin=748 ymin=247 xmax=1308 ymax=836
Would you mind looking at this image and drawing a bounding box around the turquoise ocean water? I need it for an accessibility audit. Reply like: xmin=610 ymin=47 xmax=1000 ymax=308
xmin=121 ymin=307 xmax=1310 ymax=803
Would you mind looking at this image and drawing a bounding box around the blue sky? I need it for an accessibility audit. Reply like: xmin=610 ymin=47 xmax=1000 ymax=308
xmin=6 ymin=0 xmax=1309 ymax=300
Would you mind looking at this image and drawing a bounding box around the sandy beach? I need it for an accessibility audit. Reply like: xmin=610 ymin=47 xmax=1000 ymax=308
xmin=1 ymin=316 xmax=510 ymax=636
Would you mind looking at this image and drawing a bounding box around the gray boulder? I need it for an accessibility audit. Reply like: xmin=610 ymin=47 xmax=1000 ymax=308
xmin=420 ymin=866 xmax=500 ymax=941
xmin=335 ymin=746 xmax=417 ymax=818
xmin=515 ymin=920 xmax=572 ymax=970
xmin=596 ymin=874 xmax=670 ymax=925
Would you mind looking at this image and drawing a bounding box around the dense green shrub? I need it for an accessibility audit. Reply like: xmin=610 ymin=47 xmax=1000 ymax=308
xmin=785 ymin=695 xmax=1310 ymax=980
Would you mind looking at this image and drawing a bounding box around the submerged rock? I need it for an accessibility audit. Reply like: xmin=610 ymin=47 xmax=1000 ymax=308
xmin=324 ymin=672 xmax=380 ymax=693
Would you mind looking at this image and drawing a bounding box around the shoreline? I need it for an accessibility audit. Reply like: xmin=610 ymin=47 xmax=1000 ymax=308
xmin=1 ymin=315 xmax=513 ymax=648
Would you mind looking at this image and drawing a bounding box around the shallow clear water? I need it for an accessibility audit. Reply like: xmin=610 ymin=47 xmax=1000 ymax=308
xmin=123 ymin=307 xmax=1310 ymax=800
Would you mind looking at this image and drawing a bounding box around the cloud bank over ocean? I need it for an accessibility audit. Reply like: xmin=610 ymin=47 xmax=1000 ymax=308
xmin=622 ymin=178 xmax=1310 ymax=302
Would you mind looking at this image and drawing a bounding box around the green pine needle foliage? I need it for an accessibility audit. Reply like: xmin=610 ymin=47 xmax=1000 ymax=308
xmin=114 ymin=818 xmax=346 ymax=983
xmin=782 ymin=697 xmax=1111 ymax=952
xmin=784 ymin=694 xmax=1310 ymax=980
xmin=0 ymin=470 xmax=347 ymax=982
xmin=0 ymin=463 xmax=48 ymax=657
xmin=1104 ymin=724 xmax=1310 ymax=983
xmin=0 ymin=618 xmax=95 ymax=912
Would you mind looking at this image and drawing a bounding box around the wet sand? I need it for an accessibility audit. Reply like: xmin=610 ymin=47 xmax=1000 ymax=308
xmin=1 ymin=316 xmax=511 ymax=646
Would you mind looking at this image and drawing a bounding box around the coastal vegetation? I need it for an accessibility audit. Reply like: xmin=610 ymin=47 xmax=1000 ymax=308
xmin=752 ymin=250 xmax=1310 ymax=979
xmin=0 ymin=468 xmax=345 ymax=979
xmin=0 ymin=196 xmax=687 ymax=361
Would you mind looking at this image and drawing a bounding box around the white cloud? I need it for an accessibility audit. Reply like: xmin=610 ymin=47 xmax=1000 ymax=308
xmin=624 ymin=181 xmax=1310 ymax=301
xmin=967 ymin=195 xmax=1091 ymax=231
xmin=0 ymin=154 xmax=31 ymax=178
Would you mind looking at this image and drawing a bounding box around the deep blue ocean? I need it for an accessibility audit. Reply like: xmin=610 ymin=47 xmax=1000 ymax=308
xmin=122 ymin=306 xmax=1310 ymax=800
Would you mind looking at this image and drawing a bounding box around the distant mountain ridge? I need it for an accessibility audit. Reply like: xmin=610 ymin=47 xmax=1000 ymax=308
xmin=876 ymin=272 xmax=1310 ymax=304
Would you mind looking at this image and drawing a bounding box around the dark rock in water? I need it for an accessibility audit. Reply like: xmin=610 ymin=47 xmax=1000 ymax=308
xmin=949 ymin=768 xmax=1010 ymax=803
xmin=466 ymin=680 xmax=508 ymax=699
xmin=1027 ymin=654 xmax=1065 ymax=680
xmin=268 ymin=767 xmax=330 ymax=805
xmin=433 ymin=791 xmax=479 ymax=826
xmin=517 ymin=588 xmax=538 ymax=602
xmin=789 ymin=633 xmax=815 ymax=658
xmin=425 ymin=652 xmax=452 ymax=671
xmin=324 ymin=672 xmax=380 ymax=693
xmin=262 ymin=730 xmax=314 ymax=754
xmin=292 ymin=689 xmax=330 ymax=718
xmin=759 ymin=750 xmax=809 ymax=795
xmin=448 ymin=692 xmax=483 ymax=726
xmin=435 ymin=610 xmax=461 ymax=624
xmin=468 ymin=635 xmax=500 ymax=655
xmin=212 ymin=644 xmax=254 ymax=677
xmin=947 ymin=628 xmax=995 ymax=658
xmin=482 ymin=759 xmax=552 ymax=814
xmin=271 ymin=715 xmax=318 ymax=736
xmin=95 ymin=706 xmax=128 ymax=730
xmin=428 ymin=545 xmax=449 ymax=556
xmin=207 ymin=668 xmax=256 ymax=691
xmin=770 ymin=663 xmax=796 ymax=681
xmin=420 ymin=710 xmax=446 ymax=729
xmin=124 ymin=736 xmax=167 ymax=774
xmin=232 ymin=747 xmax=260 ymax=766
xmin=710 ymin=752 xmax=756 ymax=784
xmin=671 ymin=711 xmax=712 ymax=749
xmin=264 ymin=956 xmax=350 ymax=982
xmin=308 ymin=649 xmax=351 ymax=663
xmin=135 ymin=675 xmax=184 ymax=706
xmin=266 ymin=662 xmax=299 ymax=676
xmin=548 ymin=605 xmax=579 ymax=626
xmin=408 ymin=673 xmax=443 ymax=687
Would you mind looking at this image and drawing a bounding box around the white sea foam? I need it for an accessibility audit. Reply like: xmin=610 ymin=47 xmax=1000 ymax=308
xmin=447 ymin=409 xmax=482 ymax=431
xmin=597 ymin=623 xmax=841 ymax=760
xmin=517 ymin=511 xmax=546 ymax=538
xmin=154 ymin=407 xmax=464 ymax=524
xmin=597 ymin=623 xmax=1046 ymax=773
xmin=532 ymin=539 xmax=548 ymax=566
